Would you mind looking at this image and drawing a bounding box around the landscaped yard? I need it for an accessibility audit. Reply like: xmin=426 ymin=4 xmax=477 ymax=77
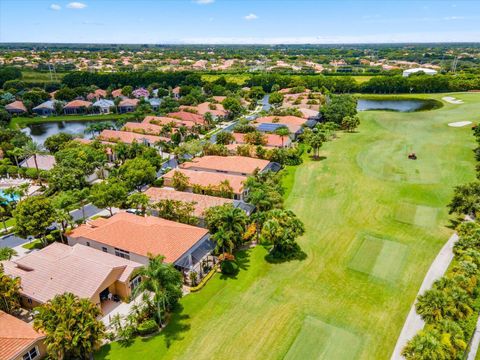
xmin=96 ymin=92 xmax=479 ymax=359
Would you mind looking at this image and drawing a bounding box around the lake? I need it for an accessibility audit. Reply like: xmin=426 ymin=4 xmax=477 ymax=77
xmin=357 ymin=99 xmax=434 ymax=112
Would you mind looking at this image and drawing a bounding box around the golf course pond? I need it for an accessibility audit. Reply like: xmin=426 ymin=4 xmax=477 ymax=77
xmin=358 ymin=98 xmax=442 ymax=112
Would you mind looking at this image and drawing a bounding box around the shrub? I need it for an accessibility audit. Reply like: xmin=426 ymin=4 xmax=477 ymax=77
xmin=220 ymin=260 xmax=239 ymax=275
xmin=137 ymin=319 xmax=158 ymax=336
xmin=152 ymin=178 xmax=164 ymax=187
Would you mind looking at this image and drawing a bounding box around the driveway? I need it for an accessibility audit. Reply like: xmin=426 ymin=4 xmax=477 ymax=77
xmin=70 ymin=203 xmax=103 ymax=222
xmin=0 ymin=234 xmax=29 ymax=248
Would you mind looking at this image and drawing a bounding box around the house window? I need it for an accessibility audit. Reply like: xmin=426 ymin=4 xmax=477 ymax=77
xmin=114 ymin=248 xmax=130 ymax=260
xmin=26 ymin=297 xmax=32 ymax=304
xmin=86 ymin=241 xmax=90 ymax=247
xmin=130 ymin=276 xmax=141 ymax=290
xmin=23 ymin=346 xmax=39 ymax=360
xmin=102 ymin=247 xmax=108 ymax=253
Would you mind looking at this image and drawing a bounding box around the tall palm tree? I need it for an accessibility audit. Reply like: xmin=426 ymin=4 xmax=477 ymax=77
xmin=275 ymin=127 xmax=290 ymax=148
xmin=212 ymin=227 xmax=235 ymax=256
xmin=7 ymin=147 xmax=23 ymax=169
xmin=21 ymin=141 xmax=46 ymax=185
xmin=133 ymin=255 xmax=183 ymax=327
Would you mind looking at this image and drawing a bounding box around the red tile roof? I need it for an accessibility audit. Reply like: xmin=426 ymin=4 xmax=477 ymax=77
xmin=181 ymin=155 xmax=270 ymax=175
xmin=123 ymin=122 xmax=163 ymax=135
xmin=98 ymin=129 xmax=169 ymax=144
xmin=180 ymin=102 xmax=227 ymax=117
xmin=87 ymin=89 xmax=107 ymax=100
xmin=111 ymin=89 xmax=123 ymax=97
xmin=69 ymin=213 xmax=209 ymax=263
xmin=64 ymin=100 xmax=92 ymax=108
xmin=231 ymin=132 xmax=290 ymax=148
xmin=0 ymin=311 xmax=45 ymax=360
xmin=144 ymin=187 xmax=234 ymax=217
xmin=168 ymin=111 xmax=205 ymax=125
xmin=143 ymin=116 xmax=196 ymax=129
xmin=119 ymin=98 xmax=139 ymax=107
xmin=5 ymin=101 xmax=27 ymax=112
xmin=163 ymin=168 xmax=246 ymax=194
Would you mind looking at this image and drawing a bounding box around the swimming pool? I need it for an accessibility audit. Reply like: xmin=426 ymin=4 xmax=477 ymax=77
xmin=0 ymin=190 xmax=20 ymax=203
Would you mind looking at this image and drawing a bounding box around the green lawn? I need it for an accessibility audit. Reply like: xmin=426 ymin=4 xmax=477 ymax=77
xmin=21 ymin=70 xmax=65 ymax=83
xmin=96 ymin=92 xmax=479 ymax=360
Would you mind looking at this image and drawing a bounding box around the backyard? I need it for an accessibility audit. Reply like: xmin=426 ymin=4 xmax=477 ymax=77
xmin=96 ymin=92 xmax=479 ymax=359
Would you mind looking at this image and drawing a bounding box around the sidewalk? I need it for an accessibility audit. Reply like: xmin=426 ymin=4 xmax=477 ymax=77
xmin=391 ymin=232 xmax=459 ymax=360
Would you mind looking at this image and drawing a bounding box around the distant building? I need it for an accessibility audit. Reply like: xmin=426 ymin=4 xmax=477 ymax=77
xmin=32 ymin=100 xmax=55 ymax=116
xmin=5 ymin=100 xmax=27 ymax=115
xmin=402 ymin=68 xmax=438 ymax=77
xmin=148 ymin=98 xmax=161 ymax=111
xmin=118 ymin=98 xmax=139 ymax=113
xmin=63 ymin=100 xmax=92 ymax=115
xmin=93 ymin=99 xmax=114 ymax=114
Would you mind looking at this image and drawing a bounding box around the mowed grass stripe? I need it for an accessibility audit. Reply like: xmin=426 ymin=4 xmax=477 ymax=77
xmin=371 ymin=240 xmax=408 ymax=282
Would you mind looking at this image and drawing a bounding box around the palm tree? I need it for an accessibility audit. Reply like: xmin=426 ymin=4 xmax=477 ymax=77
xmin=275 ymin=127 xmax=290 ymax=147
xmin=55 ymin=209 xmax=73 ymax=244
xmin=402 ymin=328 xmax=451 ymax=359
xmin=212 ymin=227 xmax=235 ymax=256
xmin=7 ymin=147 xmax=23 ymax=169
xmin=219 ymin=206 xmax=247 ymax=248
xmin=0 ymin=247 xmax=17 ymax=260
xmin=21 ymin=141 xmax=46 ymax=185
xmin=133 ymin=255 xmax=183 ymax=327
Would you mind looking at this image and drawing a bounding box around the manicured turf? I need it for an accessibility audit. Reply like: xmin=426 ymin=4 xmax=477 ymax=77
xmin=21 ymin=70 xmax=65 ymax=83
xmin=96 ymin=92 xmax=479 ymax=360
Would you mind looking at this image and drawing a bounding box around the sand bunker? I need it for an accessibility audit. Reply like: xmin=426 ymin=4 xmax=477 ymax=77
xmin=448 ymin=121 xmax=472 ymax=127
xmin=442 ymin=96 xmax=464 ymax=104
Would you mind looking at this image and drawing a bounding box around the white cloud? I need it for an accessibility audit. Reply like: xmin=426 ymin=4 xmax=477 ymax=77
xmin=244 ymin=13 xmax=258 ymax=21
xmin=443 ymin=16 xmax=464 ymax=20
xmin=67 ymin=2 xmax=87 ymax=9
xmin=193 ymin=0 xmax=214 ymax=4
xmin=50 ymin=3 xmax=61 ymax=10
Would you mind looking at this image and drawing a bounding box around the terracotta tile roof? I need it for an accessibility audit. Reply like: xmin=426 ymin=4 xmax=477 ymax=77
xmin=232 ymin=132 xmax=290 ymax=148
xmin=1 ymin=243 xmax=141 ymax=304
xmin=119 ymin=98 xmax=139 ymax=107
xmin=144 ymin=187 xmax=233 ymax=217
xmin=255 ymin=115 xmax=306 ymax=127
xmin=64 ymin=99 xmax=92 ymax=108
xmin=19 ymin=154 xmax=56 ymax=171
xmin=0 ymin=311 xmax=45 ymax=360
xmin=111 ymin=89 xmax=123 ymax=98
xmin=212 ymin=96 xmax=226 ymax=103
xmin=196 ymin=102 xmax=227 ymax=117
xmin=123 ymin=122 xmax=162 ymax=135
xmin=98 ymin=129 xmax=169 ymax=144
xmin=73 ymin=138 xmax=114 ymax=155
xmin=163 ymin=168 xmax=246 ymax=194
xmin=5 ymin=100 xmax=27 ymax=112
xmin=168 ymin=111 xmax=205 ymax=125
xmin=181 ymin=155 xmax=270 ymax=175
xmin=143 ymin=116 xmax=196 ymax=129
xmin=87 ymin=89 xmax=107 ymax=100
xmin=69 ymin=213 xmax=209 ymax=263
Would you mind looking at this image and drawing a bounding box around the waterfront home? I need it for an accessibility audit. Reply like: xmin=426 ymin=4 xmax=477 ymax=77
xmin=68 ymin=212 xmax=214 ymax=280
xmin=144 ymin=187 xmax=254 ymax=226
xmin=63 ymin=99 xmax=92 ymax=115
xmin=98 ymin=129 xmax=169 ymax=146
xmin=93 ymin=99 xmax=114 ymax=114
xmin=32 ymin=100 xmax=55 ymax=116
xmin=5 ymin=100 xmax=27 ymax=115
xmin=162 ymin=168 xmax=247 ymax=200
xmin=118 ymin=98 xmax=139 ymax=113
xmin=1 ymin=242 xmax=143 ymax=311
xmin=143 ymin=116 xmax=197 ymax=129
xmin=180 ymin=155 xmax=272 ymax=176
xmin=0 ymin=310 xmax=46 ymax=360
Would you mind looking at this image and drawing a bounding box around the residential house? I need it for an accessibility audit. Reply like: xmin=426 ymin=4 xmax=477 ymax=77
xmin=180 ymin=155 xmax=272 ymax=176
xmin=0 ymin=310 xmax=46 ymax=360
xmin=87 ymin=89 xmax=107 ymax=101
xmin=63 ymin=100 xmax=92 ymax=115
xmin=180 ymin=102 xmax=228 ymax=119
xmin=1 ymin=242 xmax=143 ymax=311
xmin=143 ymin=187 xmax=254 ymax=226
xmin=168 ymin=111 xmax=205 ymax=125
xmin=5 ymin=101 xmax=27 ymax=115
xmin=122 ymin=122 xmax=163 ymax=135
xmin=118 ymin=98 xmax=139 ymax=114
xmin=231 ymin=132 xmax=291 ymax=148
xmin=111 ymin=88 xmax=124 ymax=98
xmin=98 ymin=129 xmax=169 ymax=146
xmin=148 ymin=98 xmax=161 ymax=111
xmin=171 ymin=86 xmax=180 ymax=99
xmin=162 ymin=168 xmax=247 ymax=200
xmin=68 ymin=212 xmax=214 ymax=279
xmin=143 ymin=116 xmax=197 ymax=129
xmin=32 ymin=100 xmax=55 ymax=116
xmin=254 ymin=115 xmax=308 ymax=138
xmin=93 ymin=99 xmax=114 ymax=114
xmin=19 ymin=154 xmax=56 ymax=171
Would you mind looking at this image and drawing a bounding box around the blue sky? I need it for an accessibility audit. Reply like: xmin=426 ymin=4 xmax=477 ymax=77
xmin=1 ymin=0 xmax=479 ymax=44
